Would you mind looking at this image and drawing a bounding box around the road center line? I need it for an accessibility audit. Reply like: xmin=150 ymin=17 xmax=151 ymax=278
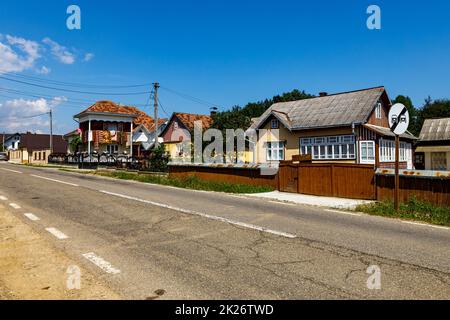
xmin=325 ymin=209 xmax=361 ymax=216
xmin=82 ymin=252 xmax=121 ymax=274
xmin=9 ymin=203 xmax=21 ymax=209
xmin=0 ymin=196 xmax=8 ymax=201
xmin=24 ymin=213 xmax=40 ymax=221
xmin=30 ymin=174 xmax=79 ymax=187
xmin=45 ymin=227 xmax=69 ymax=239
xmin=99 ymin=190 xmax=297 ymax=239
xmin=1 ymin=168 xmax=22 ymax=174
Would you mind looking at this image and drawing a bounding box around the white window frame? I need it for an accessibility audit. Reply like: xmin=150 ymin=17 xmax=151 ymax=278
xmin=300 ymin=135 xmax=356 ymax=160
xmin=266 ymin=141 xmax=284 ymax=161
xmin=375 ymin=102 xmax=382 ymax=119
xmin=359 ymin=141 xmax=375 ymax=164
xmin=379 ymin=139 xmax=412 ymax=163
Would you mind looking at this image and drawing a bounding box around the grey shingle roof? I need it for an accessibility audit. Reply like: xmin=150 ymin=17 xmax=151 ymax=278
xmin=364 ymin=124 xmax=418 ymax=140
xmin=251 ymin=86 xmax=386 ymax=130
xmin=419 ymin=118 xmax=450 ymax=141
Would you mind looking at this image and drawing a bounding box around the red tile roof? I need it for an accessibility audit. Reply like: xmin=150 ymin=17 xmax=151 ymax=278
xmin=78 ymin=101 xmax=166 ymax=132
xmin=174 ymin=112 xmax=213 ymax=131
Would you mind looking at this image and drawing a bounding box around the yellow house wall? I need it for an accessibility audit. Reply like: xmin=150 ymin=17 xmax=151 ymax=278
xmin=256 ymin=121 xmax=356 ymax=164
xmin=418 ymin=146 xmax=450 ymax=171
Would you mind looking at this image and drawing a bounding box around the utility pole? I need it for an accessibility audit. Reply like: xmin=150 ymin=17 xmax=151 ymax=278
xmin=49 ymin=109 xmax=53 ymax=154
xmin=2 ymin=131 xmax=5 ymax=152
xmin=153 ymin=82 xmax=160 ymax=148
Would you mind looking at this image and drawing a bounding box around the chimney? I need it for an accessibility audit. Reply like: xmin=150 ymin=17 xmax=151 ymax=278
xmin=210 ymin=106 xmax=218 ymax=117
xmin=319 ymin=92 xmax=328 ymax=97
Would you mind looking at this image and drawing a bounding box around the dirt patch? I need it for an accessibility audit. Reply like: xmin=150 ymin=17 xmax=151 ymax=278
xmin=0 ymin=204 xmax=121 ymax=300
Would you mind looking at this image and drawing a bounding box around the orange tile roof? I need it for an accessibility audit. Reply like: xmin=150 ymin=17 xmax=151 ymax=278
xmin=174 ymin=112 xmax=213 ymax=131
xmin=79 ymin=101 xmax=166 ymax=132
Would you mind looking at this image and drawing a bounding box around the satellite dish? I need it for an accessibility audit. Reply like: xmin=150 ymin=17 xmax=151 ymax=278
xmin=388 ymin=103 xmax=410 ymax=135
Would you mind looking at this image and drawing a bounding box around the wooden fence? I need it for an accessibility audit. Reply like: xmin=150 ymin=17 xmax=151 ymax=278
xmin=279 ymin=162 xmax=376 ymax=200
xmin=168 ymin=163 xmax=449 ymax=206
xmin=169 ymin=164 xmax=279 ymax=189
xmin=376 ymin=174 xmax=450 ymax=206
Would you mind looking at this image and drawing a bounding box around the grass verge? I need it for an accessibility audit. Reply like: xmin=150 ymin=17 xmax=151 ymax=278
xmin=91 ymin=170 xmax=274 ymax=194
xmin=356 ymin=197 xmax=450 ymax=227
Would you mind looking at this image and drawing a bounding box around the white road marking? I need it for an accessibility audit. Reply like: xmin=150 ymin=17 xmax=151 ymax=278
xmin=24 ymin=213 xmax=40 ymax=221
xmin=82 ymin=252 xmax=121 ymax=274
xmin=0 ymin=168 xmax=22 ymax=174
xmin=325 ymin=209 xmax=361 ymax=216
xmin=0 ymin=196 xmax=8 ymax=201
xmin=99 ymin=190 xmax=297 ymax=239
xmin=9 ymin=203 xmax=21 ymax=209
xmin=401 ymin=220 xmax=449 ymax=231
xmin=45 ymin=227 xmax=68 ymax=239
xmin=30 ymin=174 xmax=79 ymax=187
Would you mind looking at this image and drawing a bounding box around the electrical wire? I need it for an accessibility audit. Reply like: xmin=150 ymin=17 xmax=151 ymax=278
xmin=0 ymin=71 xmax=152 ymax=89
xmin=0 ymin=75 xmax=152 ymax=95
xmin=160 ymin=86 xmax=220 ymax=108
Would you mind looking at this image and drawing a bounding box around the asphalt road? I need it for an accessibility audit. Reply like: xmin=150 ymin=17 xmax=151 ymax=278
xmin=0 ymin=162 xmax=449 ymax=299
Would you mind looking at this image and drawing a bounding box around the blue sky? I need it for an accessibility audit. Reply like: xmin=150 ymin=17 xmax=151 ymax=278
xmin=0 ymin=0 xmax=449 ymax=134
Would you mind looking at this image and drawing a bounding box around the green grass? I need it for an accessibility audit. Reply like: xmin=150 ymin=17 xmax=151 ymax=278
xmin=93 ymin=170 xmax=274 ymax=194
xmin=356 ymin=197 xmax=450 ymax=227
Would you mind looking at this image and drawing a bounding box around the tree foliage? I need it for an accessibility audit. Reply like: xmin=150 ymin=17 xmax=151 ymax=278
xmin=149 ymin=144 xmax=170 ymax=172
xmin=212 ymin=89 xmax=314 ymax=131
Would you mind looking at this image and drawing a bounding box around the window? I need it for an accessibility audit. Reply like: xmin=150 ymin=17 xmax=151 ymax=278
xmin=431 ymin=152 xmax=447 ymax=171
xmin=379 ymin=140 xmax=412 ymax=162
xmin=375 ymin=102 xmax=382 ymax=119
xmin=106 ymin=144 xmax=118 ymax=154
xmin=271 ymin=119 xmax=279 ymax=129
xmin=300 ymin=135 xmax=356 ymax=160
xmin=266 ymin=141 xmax=284 ymax=161
xmin=360 ymin=141 xmax=375 ymax=164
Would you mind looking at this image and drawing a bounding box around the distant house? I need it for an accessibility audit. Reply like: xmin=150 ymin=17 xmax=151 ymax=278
xmin=3 ymin=133 xmax=21 ymax=151
xmin=0 ymin=133 xmax=12 ymax=150
xmin=73 ymin=101 xmax=167 ymax=157
xmin=7 ymin=133 xmax=67 ymax=164
xmin=160 ymin=112 xmax=213 ymax=162
xmin=415 ymin=118 xmax=450 ymax=171
xmin=249 ymin=87 xmax=418 ymax=169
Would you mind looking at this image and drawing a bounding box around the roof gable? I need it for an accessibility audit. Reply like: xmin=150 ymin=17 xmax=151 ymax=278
xmin=251 ymin=87 xmax=386 ymax=131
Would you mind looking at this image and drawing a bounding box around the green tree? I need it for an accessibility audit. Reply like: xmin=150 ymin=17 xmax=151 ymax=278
xmin=212 ymin=89 xmax=314 ymax=131
xmin=69 ymin=135 xmax=81 ymax=153
xmin=415 ymin=97 xmax=450 ymax=135
xmin=149 ymin=144 xmax=170 ymax=172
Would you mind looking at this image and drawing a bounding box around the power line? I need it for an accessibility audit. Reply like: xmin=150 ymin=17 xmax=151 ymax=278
xmin=0 ymin=71 xmax=152 ymax=89
xmin=160 ymin=86 xmax=220 ymax=108
xmin=0 ymin=87 xmax=155 ymax=109
xmin=0 ymin=75 xmax=152 ymax=95
xmin=157 ymin=97 xmax=171 ymax=118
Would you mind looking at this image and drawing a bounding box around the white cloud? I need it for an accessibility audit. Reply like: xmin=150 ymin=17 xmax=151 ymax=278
xmin=0 ymin=96 xmax=66 ymax=132
xmin=84 ymin=53 xmax=94 ymax=62
xmin=42 ymin=37 xmax=75 ymax=64
xmin=0 ymin=35 xmax=40 ymax=73
xmin=36 ymin=65 xmax=51 ymax=74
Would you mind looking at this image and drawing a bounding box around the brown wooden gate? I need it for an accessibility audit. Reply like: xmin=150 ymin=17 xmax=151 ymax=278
xmin=278 ymin=161 xmax=299 ymax=193
xmin=278 ymin=161 xmax=376 ymax=200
